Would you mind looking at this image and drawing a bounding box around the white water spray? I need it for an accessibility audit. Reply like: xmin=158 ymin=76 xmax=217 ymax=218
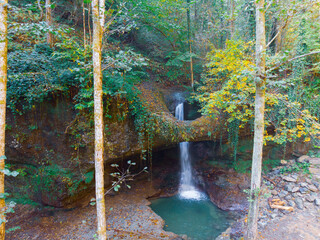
xmin=175 ymin=103 xmax=204 ymax=200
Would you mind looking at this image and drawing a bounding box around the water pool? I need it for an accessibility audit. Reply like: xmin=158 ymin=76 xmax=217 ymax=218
xmin=151 ymin=195 xmax=234 ymax=240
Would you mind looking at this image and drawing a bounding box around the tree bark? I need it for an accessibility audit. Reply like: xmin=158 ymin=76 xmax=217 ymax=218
xmin=46 ymin=0 xmax=54 ymax=47
xmin=92 ymin=0 xmax=106 ymax=239
xmin=83 ymin=2 xmax=86 ymax=48
xmin=0 ymin=0 xmax=7 ymax=239
xmin=246 ymin=0 xmax=266 ymax=239
xmin=37 ymin=0 xmax=43 ymax=19
xmin=275 ymin=18 xmax=282 ymax=53
xmin=230 ymin=0 xmax=235 ymax=38
xmin=187 ymin=0 xmax=194 ymax=88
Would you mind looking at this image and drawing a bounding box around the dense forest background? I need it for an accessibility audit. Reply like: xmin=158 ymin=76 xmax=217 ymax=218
xmin=3 ymin=0 xmax=320 ymax=222
xmin=0 ymin=0 xmax=319 ymax=239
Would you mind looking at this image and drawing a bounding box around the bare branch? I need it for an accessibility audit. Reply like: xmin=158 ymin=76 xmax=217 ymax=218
xmin=268 ymin=51 xmax=320 ymax=72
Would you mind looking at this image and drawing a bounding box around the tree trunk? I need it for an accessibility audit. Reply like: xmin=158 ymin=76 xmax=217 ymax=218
xmin=187 ymin=0 xmax=194 ymax=88
xmin=92 ymin=0 xmax=106 ymax=239
xmin=230 ymin=0 xmax=235 ymax=38
xmin=37 ymin=0 xmax=43 ymax=19
xmin=83 ymin=2 xmax=86 ymax=48
xmin=246 ymin=0 xmax=266 ymax=239
xmin=275 ymin=19 xmax=282 ymax=53
xmin=46 ymin=0 xmax=54 ymax=47
xmin=0 ymin=0 xmax=7 ymax=239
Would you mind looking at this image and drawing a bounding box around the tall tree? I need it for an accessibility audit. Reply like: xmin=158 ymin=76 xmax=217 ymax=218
xmin=92 ymin=0 xmax=107 ymax=239
xmin=229 ymin=0 xmax=235 ymax=38
xmin=0 ymin=0 xmax=7 ymax=239
xmin=46 ymin=0 xmax=54 ymax=46
xmin=246 ymin=0 xmax=266 ymax=239
xmin=187 ymin=0 xmax=194 ymax=88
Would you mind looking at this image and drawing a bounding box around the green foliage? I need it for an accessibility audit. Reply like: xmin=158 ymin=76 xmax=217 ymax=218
xmin=280 ymin=162 xmax=311 ymax=175
xmin=6 ymin=226 xmax=21 ymax=234
xmin=243 ymin=188 xmax=260 ymax=203
xmin=84 ymin=171 xmax=94 ymax=184
xmin=196 ymin=37 xmax=320 ymax=151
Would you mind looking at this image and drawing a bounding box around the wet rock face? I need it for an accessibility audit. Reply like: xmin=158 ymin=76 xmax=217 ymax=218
xmin=199 ymin=168 xmax=250 ymax=211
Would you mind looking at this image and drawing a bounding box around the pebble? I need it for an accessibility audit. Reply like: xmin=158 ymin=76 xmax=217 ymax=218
xmin=315 ymin=199 xmax=320 ymax=206
xmin=307 ymin=184 xmax=318 ymax=192
xmin=305 ymin=194 xmax=316 ymax=202
xmin=312 ymin=180 xmax=319 ymax=189
xmin=300 ymin=182 xmax=308 ymax=187
xmin=283 ymin=176 xmax=297 ymax=182
xmin=295 ymin=198 xmax=304 ymax=209
xmin=278 ymin=190 xmax=288 ymax=198
xmin=288 ymin=200 xmax=295 ymax=207
xmin=310 ymin=192 xmax=317 ymax=198
xmin=258 ymin=221 xmax=267 ymax=228
xmin=284 ymin=195 xmax=292 ymax=200
xmin=309 ymin=158 xmax=320 ymax=165
xmin=292 ymin=187 xmax=300 ymax=193
xmin=306 ymin=178 xmax=312 ymax=184
xmin=284 ymin=184 xmax=293 ymax=192
xmin=271 ymin=213 xmax=278 ymax=219
xmin=274 ymin=169 xmax=281 ymax=175
xmin=271 ymin=190 xmax=278 ymax=195
xmin=309 ymin=167 xmax=320 ymax=175
xmin=297 ymin=155 xmax=310 ymax=163
xmin=299 ymin=187 xmax=308 ymax=194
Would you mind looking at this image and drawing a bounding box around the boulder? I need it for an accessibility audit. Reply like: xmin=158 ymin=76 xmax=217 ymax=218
xmin=297 ymin=155 xmax=311 ymax=163
xmin=202 ymin=169 xmax=249 ymax=211
xmin=282 ymin=176 xmax=297 ymax=182
xmin=307 ymin=184 xmax=318 ymax=192
xmin=294 ymin=198 xmax=304 ymax=209
xmin=305 ymin=194 xmax=316 ymax=202
xmin=309 ymin=158 xmax=320 ymax=165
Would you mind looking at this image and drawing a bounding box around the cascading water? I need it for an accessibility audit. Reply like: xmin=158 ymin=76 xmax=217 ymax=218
xmin=175 ymin=102 xmax=204 ymax=200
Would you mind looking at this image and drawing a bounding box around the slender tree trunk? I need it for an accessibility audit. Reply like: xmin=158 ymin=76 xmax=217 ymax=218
xmin=246 ymin=0 xmax=266 ymax=239
xmin=37 ymin=0 xmax=43 ymax=19
xmin=83 ymin=2 xmax=86 ymax=48
xmin=0 ymin=0 xmax=7 ymax=239
xmin=92 ymin=0 xmax=106 ymax=239
xmin=187 ymin=0 xmax=194 ymax=88
xmin=230 ymin=0 xmax=235 ymax=39
xmin=88 ymin=3 xmax=92 ymax=45
xmin=275 ymin=18 xmax=282 ymax=53
xmin=46 ymin=0 xmax=54 ymax=47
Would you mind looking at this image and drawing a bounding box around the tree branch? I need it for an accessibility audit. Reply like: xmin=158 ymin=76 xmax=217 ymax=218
xmin=268 ymin=51 xmax=320 ymax=72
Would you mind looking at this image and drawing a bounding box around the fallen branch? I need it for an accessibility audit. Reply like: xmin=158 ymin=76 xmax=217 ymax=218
xmin=270 ymin=204 xmax=294 ymax=212
xmin=263 ymin=175 xmax=277 ymax=186
xmin=268 ymin=198 xmax=294 ymax=212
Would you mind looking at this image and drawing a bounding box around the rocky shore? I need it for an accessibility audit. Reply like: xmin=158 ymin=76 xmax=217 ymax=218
xmin=217 ymin=154 xmax=320 ymax=240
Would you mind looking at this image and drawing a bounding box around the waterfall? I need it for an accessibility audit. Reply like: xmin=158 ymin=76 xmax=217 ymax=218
xmin=175 ymin=103 xmax=204 ymax=200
